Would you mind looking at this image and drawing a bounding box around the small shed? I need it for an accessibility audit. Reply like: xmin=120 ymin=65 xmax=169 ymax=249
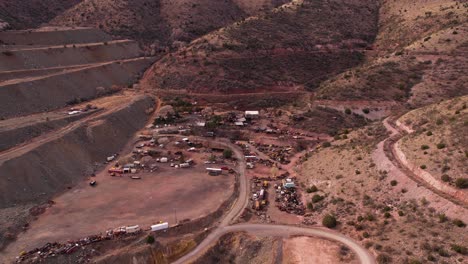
xmin=245 ymin=111 xmax=259 ymax=118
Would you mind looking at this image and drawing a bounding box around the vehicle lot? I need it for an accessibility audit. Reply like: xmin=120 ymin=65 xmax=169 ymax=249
xmin=4 ymin=153 xmax=235 ymax=257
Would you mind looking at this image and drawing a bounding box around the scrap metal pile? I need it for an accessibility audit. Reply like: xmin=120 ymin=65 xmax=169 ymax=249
xmin=255 ymin=143 xmax=292 ymax=164
xmin=16 ymin=228 xmax=141 ymax=263
xmin=274 ymin=181 xmax=305 ymax=215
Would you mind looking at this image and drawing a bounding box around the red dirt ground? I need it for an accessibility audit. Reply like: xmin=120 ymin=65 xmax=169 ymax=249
xmin=2 ymin=157 xmax=235 ymax=260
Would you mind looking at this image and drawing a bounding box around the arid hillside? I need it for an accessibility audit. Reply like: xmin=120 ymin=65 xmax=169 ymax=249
xmin=0 ymin=0 xmax=82 ymax=29
xmin=316 ymin=0 xmax=468 ymax=107
xmin=49 ymin=0 xmax=289 ymax=45
xmin=142 ymin=0 xmax=379 ymax=94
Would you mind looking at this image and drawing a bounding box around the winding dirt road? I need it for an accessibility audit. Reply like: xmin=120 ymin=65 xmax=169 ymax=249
xmin=170 ymin=137 xmax=375 ymax=264
xmin=382 ymin=118 xmax=468 ymax=208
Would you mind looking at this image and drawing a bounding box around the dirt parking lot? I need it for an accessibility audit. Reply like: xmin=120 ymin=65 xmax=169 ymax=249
xmin=3 ymin=158 xmax=235 ymax=258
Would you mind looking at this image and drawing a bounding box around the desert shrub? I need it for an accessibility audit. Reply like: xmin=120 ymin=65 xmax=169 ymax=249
xmin=438 ymin=213 xmax=448 ymax=223
xmin=366 ymin=214 xmax=375 ymax=221
xmin=363 ymin=108 xmax=370 ymax=114
xmin=363 ymin=232 xmax=370 ymax=238
xmin=436 ymin=119 xmax=443 ymax=125
xmin=377 ymin=253 xmax=392 ymax=264
xmin=223 ymin=149 xmax=233 ymax=159
xmin=322 ymin=214 xmax=337 ymax=228
xmin=390 ymin=180 xmax=398 ymax=186
xmin=146 ymin=235 xmax=155 ymax=244
xmin=438 ymin=248 xmax=450 ymax=257
xmin=426 ymin=131 xmax=433 ymax=136
xmin=420 ymin=165 xmax=427 ymax=169
xmin=453 ymin=219 xmax=466 ymax=227
xmin=312 ymin=194 xmax=324 ymax=203
xmin=322 ymin=142 xmax=331 ymax=148
xmin=436 ymin=143 xmax=446 ymax=149
xmin=451 ymin=244 xmax=467 ymax=255
xmin=441 ymin=174 xmax=450 ymax=182
xmin=307 ymin=202 xmax=313 ymax=210
xmin=306 ymin=185 xmax=318 ymax=193
xmin=355 ymin=170 xmax=361 ymax=175
xmin=384 ymin=212 xmax=391 ymax=218
xmin=455 ymin=178 xmax=468 ymax=189
xmin=421 ymin=145 xmax=430 ymax=150
xmin=398 ymin=211 xmax=405 ymax=216
xmin=345 ymin=108 xmax=352 ymax=114
xmin=427 ymin=254 xmax=436 ymax=261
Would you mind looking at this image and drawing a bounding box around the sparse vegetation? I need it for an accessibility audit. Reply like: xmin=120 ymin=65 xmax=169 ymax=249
xmin=306 ymin=186 xmax=318 ymax=193
xmin=454 ymin=178 xmax=468 ymax=189
xmin=146 ymin=235 xmax=155 ymax=244
xmin=223 ymin=149 xmax=233 ymax=159
xmin=322 ymin=214 xmax=337 ymax=228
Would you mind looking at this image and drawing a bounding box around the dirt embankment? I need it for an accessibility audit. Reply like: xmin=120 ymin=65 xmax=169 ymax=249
xmin=0 ymin=65 xmax=85 ymax=82
xmin=0 ymin=95 xmax=154 ymax=209
xmin=0 ymin=110 xmax=97 ymax=152
xmin=0 ymin=58 xmax=154 ymax=119
xmin=0 ymin=40 xmax=141 ymax=71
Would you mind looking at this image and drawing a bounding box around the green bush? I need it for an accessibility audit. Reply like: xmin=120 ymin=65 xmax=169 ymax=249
xmin=146 ymin=235 xmax=155 ymax=244
xmin=384 ymin=212 xmax=391 ymax=218
xmin=441 ymin=174 xmax=450 ymax=182
xmin=451 ymin=244 xmax=468 ymax=255
xmin=455 ymin=178 xmax=468 ymax=189
xmin=345 ymin=108 xmax=352 ymax=115
xmin=420 ymin=165 xmax=427 ymax=169
xmin=306 ymin=185 xmax=318 ymax=193
xmin=390 ymin=180 xmax=398 ymax=186
xmin=322 ymin=142 xmax=331 ymax=148
xmin=436 ymin=119 xmax=443 ymax=125
xmin=421 ymin=145 xmax=430 ymax=150
xmin=436 ymin=143 xmax=446 ymax=149
xmin=438 ymin=213 xmax=448 ymax=223
xmin=426 ymin=131 xmax=433 ymax=136
xmin=451 ymin=244 xmax=467 ymax=255
xmin=312 ymin=194 xmax=324 ymax=203
xmin=322 ymin=214 xmax=337 ymax=228
xmin=453 ymin=219 xmax=466 ymax=227
xmin=307 ymin=202 xmax=313 ymax=210
xmin=363 ymin=108 xmax=370 ymax=114
xmin=223 ymin=149 xmax=233 ymax=159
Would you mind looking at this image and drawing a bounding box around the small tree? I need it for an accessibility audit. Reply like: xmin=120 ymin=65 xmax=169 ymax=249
xmin=146 ymin=235 xmax=155 ymax=244
xmin=322 ymin=214 xmax=337 ymax=228
xmin=223 ymin=149 xmax=233 ymax=159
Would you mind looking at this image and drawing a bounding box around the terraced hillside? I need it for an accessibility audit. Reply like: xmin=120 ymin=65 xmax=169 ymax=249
xmin=142 ymin=0 xmax=379 ymax=94
xmin=50 ymin=0 xmax=289 ymax=45
xmin=0 ymin=27 xmax=154 ymax=119
xmin=0 ymin=27 xmax=155 ymax=250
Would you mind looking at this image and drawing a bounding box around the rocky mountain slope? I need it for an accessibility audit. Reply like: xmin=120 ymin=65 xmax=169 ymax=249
xmin=141 ymin=0 xmax=379 ymax=93
xmin=0 ymin=0 xmax=82 ymax=29
xmin=49 ymin=0 xmax=289 ymax=45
